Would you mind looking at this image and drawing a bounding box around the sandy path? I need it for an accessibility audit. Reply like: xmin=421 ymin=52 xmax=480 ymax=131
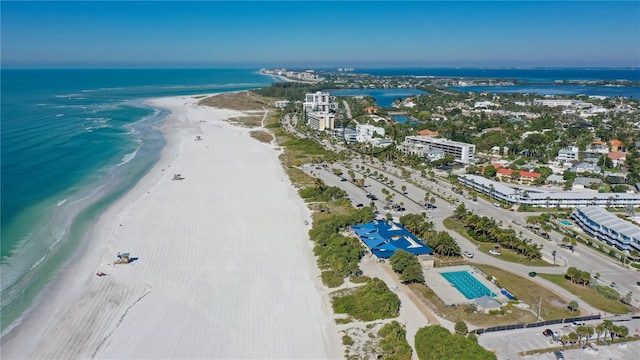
xmin=1 ymin=95 xmax=340 ymax=359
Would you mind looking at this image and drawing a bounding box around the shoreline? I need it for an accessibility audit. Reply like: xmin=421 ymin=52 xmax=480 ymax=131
xmin=1 ymin=93 xmax=341 ymax=359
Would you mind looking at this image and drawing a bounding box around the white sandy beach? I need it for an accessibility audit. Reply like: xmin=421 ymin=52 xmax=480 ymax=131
xmin=2 ymin=95 xmax=340 ymax=359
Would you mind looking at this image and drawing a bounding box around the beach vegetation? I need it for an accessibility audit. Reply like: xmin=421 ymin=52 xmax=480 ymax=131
xmin=377 ymin=321 xmax=412 ymax=360
xmin=414 ymin=325 xmax=496 ymax=360
xmin=454 ymin=321 xmax=469 ymax=335
xmin=309 ymin=207 xmax=374 ymax=286
xmin=280 ymin=137 xmax=337 ymax=166
xmin=252 ymin=82 xmax=326 ymax=102
xmin=249 ymin=130 xmax=273 ymax=143
xmin=332 ymin=278 xmax=400 ymax=321
xmin=322 ymin=270 xmax=345 ymax=288
xmin=299 ymin=182 xmax=348 ymax=202
xmin=342 ymin=334 xmax=355 ymax=346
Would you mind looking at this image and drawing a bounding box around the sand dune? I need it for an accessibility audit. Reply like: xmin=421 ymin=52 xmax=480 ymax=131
xmin=1 ymin=95 xmax=340 ymax=359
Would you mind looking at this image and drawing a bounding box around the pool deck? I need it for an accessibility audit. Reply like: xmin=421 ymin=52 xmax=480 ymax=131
xmin=423 ymin=265 xmax=508 ymax=307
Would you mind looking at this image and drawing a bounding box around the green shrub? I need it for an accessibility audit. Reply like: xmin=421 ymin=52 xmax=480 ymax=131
xmin=488 ymin=309 xmax=505 ymax=316
xmin=333 ymin=278 xmax=400 ymax=321
xmin=596 ymin=285 xmax=620 ymax=300
xmin=415 ymin=326 xmax=496 ymax=360
xmin=321 ymin=270 xmax=344 ymax=288
xmin=378 ymin=321 xmax=412 ymax=360
xmin=342 ymin=335 xmax=354 ymax=346
xmin=455 ymin=321 xmax=468 ymax=335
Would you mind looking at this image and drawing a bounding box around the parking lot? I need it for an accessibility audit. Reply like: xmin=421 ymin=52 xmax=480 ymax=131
xmin=478 ymin=318 xmax=640 ymax=359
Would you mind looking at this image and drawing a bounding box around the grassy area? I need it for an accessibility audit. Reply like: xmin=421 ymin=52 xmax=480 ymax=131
xmin=407 ymin=263 xmax=576 ymax=327
xmin=474 ymin=264 xmax=576 ymax=320
xmin=443 ymin=217 xmax=556 ymax=267
xmin=537 ymin=273 xmax=632 ymax=314
xmin=249 ymin=130 xmax=273 ymax=143
xmin=409 ymin=283 xmax=538 ymax=327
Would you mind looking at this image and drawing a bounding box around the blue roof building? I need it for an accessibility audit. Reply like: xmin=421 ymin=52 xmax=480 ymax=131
xmin=352 ymin=220 xmax=434 ymax=259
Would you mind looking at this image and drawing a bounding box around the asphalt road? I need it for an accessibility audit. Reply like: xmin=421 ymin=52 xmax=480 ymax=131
xmin=304 ymin=158 xmax=640 ymax=311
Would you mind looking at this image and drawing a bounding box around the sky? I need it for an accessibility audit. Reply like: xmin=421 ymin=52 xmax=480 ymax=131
xmin=1 ymin=1 xmax=639 ymax=68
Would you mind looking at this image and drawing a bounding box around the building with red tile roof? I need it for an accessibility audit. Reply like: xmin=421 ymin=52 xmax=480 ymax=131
xmin=610 ymin=139 xmax=623 ymax=152
xmin=496 ymin=168 xmax=541 ymax=185
xmin=418 ymin=129 xmax=439 ymax=137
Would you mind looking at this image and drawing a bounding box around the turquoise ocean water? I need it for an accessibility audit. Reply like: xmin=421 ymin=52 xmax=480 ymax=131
xmin=0 ymin=69 xmax=275 ymax=333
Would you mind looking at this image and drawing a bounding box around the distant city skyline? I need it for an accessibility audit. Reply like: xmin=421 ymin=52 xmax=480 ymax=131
xmin=1 ymin=1 xmax=638 ymax=68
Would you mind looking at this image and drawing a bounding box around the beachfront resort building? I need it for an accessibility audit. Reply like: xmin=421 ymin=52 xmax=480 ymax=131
xmin=459 ymin=174 xmax=640 ymax=208
xmin=571 ymin=206 xmax=640 ymax=254
xmin=400 ymin=136 xmax=476 ymax=164
xmin=303 ymin=91 xmax=337 ymax=131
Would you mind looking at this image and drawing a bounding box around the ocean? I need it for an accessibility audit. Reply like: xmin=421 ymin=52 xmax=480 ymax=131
xmin=1 ymin=67 xmax=637 ymax=335
xmin=0 ymin=69 xmax=275 ymax=333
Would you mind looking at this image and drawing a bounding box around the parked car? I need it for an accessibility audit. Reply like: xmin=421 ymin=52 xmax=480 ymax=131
xmin=571 ymin=321 xmax=585 ymax=327
xmin=463 ymin=251 xmax=474 ymax=258
xmin=543 ymin=328 xmax=553 ymax=337
xmin=554 ymin=350 xmax=565 ymax=359
xmin=489 ymin=249 xmax=501 ymax=256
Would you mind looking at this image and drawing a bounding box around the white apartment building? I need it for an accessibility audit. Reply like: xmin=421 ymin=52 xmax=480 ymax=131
xmin=556 ymin=146 xmax=580 ymax=163
xmin=306 ymin=112 xmax=335 ymax=131
xmin=355 ymin=124 xmax=385 ymax=143
xmin=273 ymin=100 xmax=290 ymax=108
xmin=303 ymin=91 xmax=337 ymax=113
xmin=401 ymin=136 xmax=475 ymax=164
xmin=303 ymin=91 xmax=337 ymax=131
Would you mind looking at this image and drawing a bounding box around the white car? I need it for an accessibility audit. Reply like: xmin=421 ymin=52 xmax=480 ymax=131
xmin=463 ymin=251 xmax=474 ymax=258
xmin=489 ymin=249 xmax=502 ymax=256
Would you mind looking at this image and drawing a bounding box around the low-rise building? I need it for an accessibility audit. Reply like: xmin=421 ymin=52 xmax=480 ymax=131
xmin=273 ymin=100 xmax=290 ymax=108
xmin=571 ymin=206 xmax=640 ymax=253
xmin=355 ymin=124 xmax=385 ymax=143
xmin=585 ymin=141 xmax=609 ymax=154
xmin=556 ymin=146 xmax=580 ymax=163
xmin=496 ymin=168 xmax=541 ymax=185
xmin=459 ymin=174 xmax=640 ymax=208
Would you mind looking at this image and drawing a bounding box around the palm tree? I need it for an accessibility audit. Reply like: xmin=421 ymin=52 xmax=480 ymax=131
xmin=313 ymin=178 xmax=326 ymax=192
xmin=568 ymin=332 xmax=579 ymax=344
xmin=595 ymin=322 xmax=607 ymax=342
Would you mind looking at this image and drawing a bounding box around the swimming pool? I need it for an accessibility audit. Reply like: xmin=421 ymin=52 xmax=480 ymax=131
xmin=559 ymin=220 xmax=573 ymax=226
xmin=440 ymin=271 xmax=495 ymax=299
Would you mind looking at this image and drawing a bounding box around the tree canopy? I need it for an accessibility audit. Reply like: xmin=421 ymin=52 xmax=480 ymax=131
xmin=415 ymin=326 xmax=496 ymax=360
